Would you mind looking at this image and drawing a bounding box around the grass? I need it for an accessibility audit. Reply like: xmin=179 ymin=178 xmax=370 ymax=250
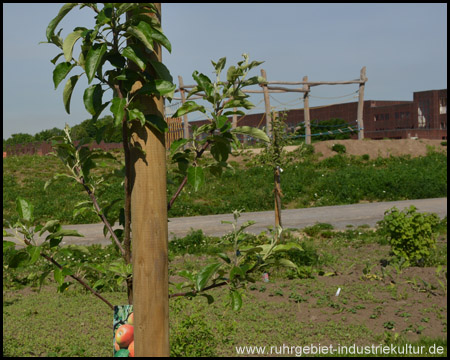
xmin=3 ymin=148 xmax=447 ymax=227
xmin=3 ymin=224 xmax=447 ymax=357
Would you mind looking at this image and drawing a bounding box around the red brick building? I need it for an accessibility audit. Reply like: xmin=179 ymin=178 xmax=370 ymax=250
xmin=189 ymin=89 xmax=447 ymax=140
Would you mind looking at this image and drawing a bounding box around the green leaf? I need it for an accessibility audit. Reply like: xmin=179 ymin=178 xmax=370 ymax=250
xmin=178 ymin=270 xmax=195 ymax=283
xmin=231 ymin=126 xmax=270 ymax=142
xmin=126 ymin=25 xmax=154 ymax=53
xmin=63 ymin=30 xmax=84 ymax=61
xmin=137 ymin=79 xmax=176 ymax=97
xmin=227 ymin=65 xmax=239 ymax=82
xmin=110 ymin=97 xmax=127 ymax=126
xmin=50 ymin=53 xmax=64 ymax=65
xmin=217 ymin=252 xmax=231 ymax=264
xmin=53 ymin=62 xmax=74 ymax=89
xmin=187 ymin=166 xmax=205 ymax=192
xmin=169 ymin=138 xmax=189 ymax=156
xmin=126 ymin=108 xmax=146 ymax=126
xmin=44 ymin=173 xmax=77 ymax=191
xmin=85 ymin=43 xmax=107 ymax=84
xmin=230 ymin=290 xmax=243 ymax=311
xmin=224 ymin=99 xmax=254 ymax=110
xmin=200 ymin=294 xmax=215 ymax=304
xmin=212 ymin=57 xmax=226 ymax=74
xmin=122 ymin=45 xmax=147 ymax=71
xmin=9 ymin=251 xmax=30 ymax=269
xmin=149 ymin=27 xmax=172 ymax=53
xmin=27 ymin=245 xmax=41 ymax=265
xmin=241 ymin=76 xmax=265 ymax=87
xmin=172 ymin=101 xmax=206 ymax=117
xmin=272 ymin=242 xmax=303 ymax=253
xmin=145 ymin=114 xmax=168 ymax=133
xmin=230 ymin=266 xmax=245 ymax=281
xmin=54 ymin=267 xmax=63 ymax=285
xmin=192 ymin=71 xmax=213 ymax=95
xmin=46 ymin=229 xmax=84 ymax=241
xmin=211 ymin=142 xmax=230 ymax=163
xmin=16 ymin=198 xmax=34 ymax=223
xmin=195 ymin=262 xmax=221 ymax=291
xmin=83 ymin=84 xmax=103 ymax=115
xmin=39 ymin=220 xmax=61 ymax=236
xmin=63 ymin=75 xmax=81 ymax=114
xmin=46 ymin=3 xmax=79 ymax=42
xmin=96 ymin=4 xmax=113 ymax=25
xmin=149 ymin=59 xmax=173 ymax=83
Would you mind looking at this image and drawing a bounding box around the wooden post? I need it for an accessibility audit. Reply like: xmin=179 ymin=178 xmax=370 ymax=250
xmin=273 ymin=110 xmax=282 ymax=234
xmin=302 ymin=76 xmax=311 ymax=144
xmin=261 ymin=69 xmax=272 ymax=137
xmin=178 ymin=75 xmax=189 ymax=139
xmin=274 ymin=165 xmax=282 ymax=234
xmin=232 ymin=107 xmax=237 ymax=129
xmin=130 ymin=3 xmax=169 ymax=357
xmin=357 ymin=66 xmax=366 ymax=140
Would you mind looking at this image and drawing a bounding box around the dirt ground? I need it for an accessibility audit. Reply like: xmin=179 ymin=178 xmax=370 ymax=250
xmin=233 ymin=139 xmax=447 ymax=162
xmin=310 ymin=139 xmax=447 ymax=160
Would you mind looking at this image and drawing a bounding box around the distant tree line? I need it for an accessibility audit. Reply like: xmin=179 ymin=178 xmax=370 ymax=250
xmin=294 ymin=118 xmax=357 ymax=141
xmin=3 ymin=116 xmax=122 ymax=150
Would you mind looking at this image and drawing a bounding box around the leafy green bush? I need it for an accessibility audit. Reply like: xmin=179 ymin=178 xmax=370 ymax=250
xmin=170 ymin=313 xmax=218 ymax=357
xmin=303 ymin=223 xmax=334 ymax=237
xmin=168 ymin=230 xmax=222 ymax=256
xmin=331 ymin=143 xmax=346 ymax=154
xmin=378 ymin=206 xmax=440 ymax=265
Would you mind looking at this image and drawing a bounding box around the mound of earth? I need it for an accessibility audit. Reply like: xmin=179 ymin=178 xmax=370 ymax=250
xmin=310 ymin=139 xmax=446 ymax=160
xmin=234 ymin=139 xmax=446 ymax=161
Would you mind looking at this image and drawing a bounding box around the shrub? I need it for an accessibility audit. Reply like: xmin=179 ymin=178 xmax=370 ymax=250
xmin=303 ymin=223 xmax=334 ymax=237
xmin=362 ymin=154 xmax=370 ymax=161
xmin=331 ymin=144 xmax=346 ymax=154
xmin=170 ymin=313 xmax=218 ymax=357
xmin=377 ymin=206 xmax=440 ymax=265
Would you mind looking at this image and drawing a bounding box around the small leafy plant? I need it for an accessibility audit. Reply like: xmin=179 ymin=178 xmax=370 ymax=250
xmin=331 ymin=143 xmax=346 ymax=154
xmin=169 ymin=209 xmax=303 ymax=310
xmin=378 ymin=206 xmax=440 ymax=265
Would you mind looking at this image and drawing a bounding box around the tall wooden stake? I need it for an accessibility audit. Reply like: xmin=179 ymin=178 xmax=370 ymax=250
xmin=273 ymin=111 xmax=282 ymax=235
xmin=357 ymin=66 xmax=366 ymax=140
xmin=178 ymin=75 xmax=189 ymax=139
xmin=302 ymin=76 xmax=311 ymax=144
xmin=232 ymin=107 xmax=238 ymax=129
xmin=130 ymin=3 xmax=169 ymax=357
xmin=261 ymin=69 xmax=272 ymax=137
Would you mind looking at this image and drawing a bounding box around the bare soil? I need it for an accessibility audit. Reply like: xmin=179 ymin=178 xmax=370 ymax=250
xmin=232 ymin=139 xmax=446 ymax=163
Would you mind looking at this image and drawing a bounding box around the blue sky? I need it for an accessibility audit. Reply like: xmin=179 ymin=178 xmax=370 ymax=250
xmin=3 ymin=3 xmax=447 ymax=139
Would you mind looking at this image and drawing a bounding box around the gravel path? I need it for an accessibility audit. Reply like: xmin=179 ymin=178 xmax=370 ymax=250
xmin=5 ymin=198 xmax=446 ymax=247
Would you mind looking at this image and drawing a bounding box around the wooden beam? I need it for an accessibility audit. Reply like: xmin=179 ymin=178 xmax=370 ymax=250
xmin=130 ymin=3 xmax=169 ymax=357
xmin=357 ymin=66 xmax=367 ymax=140
xmin=303 ymin=76 xmax=311 ymax=145
xmin=261 ymin=69 xmax=272 ymax=137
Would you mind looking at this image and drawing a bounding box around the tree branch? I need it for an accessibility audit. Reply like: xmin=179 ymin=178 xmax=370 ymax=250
xmin=169 ymin=281 xmax=228 ymax=299
xmin=22 ymin=238 xmax=114 ymax=310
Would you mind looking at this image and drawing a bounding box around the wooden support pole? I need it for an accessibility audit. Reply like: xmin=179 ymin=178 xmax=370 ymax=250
xmin=232 ymin=107 xmax=237 ymax=129
xmin=357 ymin=66 xmax=367 ymax=140
xmin=178 ymin=75 xmax=189 ymax=139
xmin=303 ymin=76 xmax=311 ymax=145
xmin=261 ymin=69 xmax=272 ymax=137
xmin=130 ymin=3 xmax=169 ymax=357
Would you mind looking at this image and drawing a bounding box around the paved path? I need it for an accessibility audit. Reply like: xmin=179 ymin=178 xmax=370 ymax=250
xmin=5 ymin=198 xmax=447 ymax=247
